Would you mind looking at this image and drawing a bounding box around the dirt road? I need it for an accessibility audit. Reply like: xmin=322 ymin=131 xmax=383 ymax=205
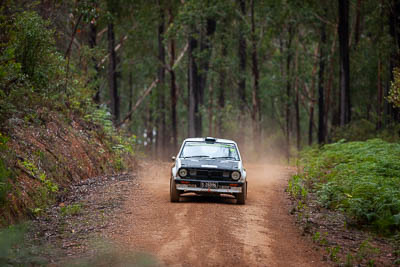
xmin=112 ymin=161 xmax=327 ymax=266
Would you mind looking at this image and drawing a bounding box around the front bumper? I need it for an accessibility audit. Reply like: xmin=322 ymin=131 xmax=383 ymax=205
xmin=175 ymin=179 xmax=243 ymax=193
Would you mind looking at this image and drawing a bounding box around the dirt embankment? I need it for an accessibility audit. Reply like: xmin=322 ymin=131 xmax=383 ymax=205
xmin=0 ymin=110 xmax=132 ymax=225
xmin=109 ymin=161 xmax=328 ymax=266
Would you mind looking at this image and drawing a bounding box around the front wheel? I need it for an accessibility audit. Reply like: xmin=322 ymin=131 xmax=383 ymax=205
xmin=237 ymin=182 xmax=246 ymax=205
xmin=170 ymin=178 xmax=180 ymax=202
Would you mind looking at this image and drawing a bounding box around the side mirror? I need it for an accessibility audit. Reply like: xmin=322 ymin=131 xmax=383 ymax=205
xmin=171 ymin=156 xmax=176 ymax=162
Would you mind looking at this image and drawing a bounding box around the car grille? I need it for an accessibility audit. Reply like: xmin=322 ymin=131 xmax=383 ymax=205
xmin=183 ymin=168 xmax=235 ymax=181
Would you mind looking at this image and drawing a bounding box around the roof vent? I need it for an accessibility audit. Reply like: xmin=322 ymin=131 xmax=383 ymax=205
xmin=205 ymin=137 xmax=216 ymax=142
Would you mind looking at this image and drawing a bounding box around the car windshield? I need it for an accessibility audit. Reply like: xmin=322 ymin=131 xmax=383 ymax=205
xmin=180 ymin=141 xmax=240 ymax=161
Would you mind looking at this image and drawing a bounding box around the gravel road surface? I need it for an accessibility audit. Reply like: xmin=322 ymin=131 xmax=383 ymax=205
xmin=112 ymin=161 xmax=327 ymax=267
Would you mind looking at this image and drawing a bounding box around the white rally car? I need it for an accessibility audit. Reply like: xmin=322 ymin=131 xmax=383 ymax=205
xmin=170 ymin=137 xmax=247 ymax=204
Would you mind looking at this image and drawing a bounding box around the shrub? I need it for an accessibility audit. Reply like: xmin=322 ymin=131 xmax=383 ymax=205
xmin=0 ymin=11 xmax=66 ymax=121
xmin=0 ymin=160 xmax=12 ymax=205
xmin=60 ymin=204 xmax=82 ymax=216
xmin=331 ymin=120 xmax=376 ymax=142
xmin=296 ymin=139 xmax=400 ymax=235
xmin=0 ymin=133 xmax=12 ymax=205
xmin=12 ymin=11 xmax=63 ymax=91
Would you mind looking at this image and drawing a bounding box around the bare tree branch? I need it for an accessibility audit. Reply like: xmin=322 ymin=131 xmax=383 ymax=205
xmin=117 ymin=43 xmax=189 ymax=128
xmin=97 ymin=27 xmax=107 ymax=38
xmin=65 ymin=13 xmax=83 ymax=59
xmin=97 ymin=25 xmax=137 ymax=68
xmin=116 ymin=79 xmax=159 ymax=128
xmin=173 ymin=43 xmax=188 ymax=70
xmin=97 ymin=34 xmax=129 ymax=68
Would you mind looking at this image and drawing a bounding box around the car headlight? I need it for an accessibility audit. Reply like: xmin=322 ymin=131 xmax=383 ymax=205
xmin=231 ymin=171 xmax=241 ymax=180
xmin=179 ymin=168 xmax=188 ymax=177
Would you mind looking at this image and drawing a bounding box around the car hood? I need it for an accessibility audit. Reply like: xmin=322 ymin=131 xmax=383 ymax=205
xmin=180 ymin=158 xmax=240 ymax=170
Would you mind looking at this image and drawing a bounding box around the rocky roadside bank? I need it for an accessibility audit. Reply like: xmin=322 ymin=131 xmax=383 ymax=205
xmin=288 ymin=191 xmax=399 ymax=266
xmin=11 ymin=172 xmax=139 ymax=266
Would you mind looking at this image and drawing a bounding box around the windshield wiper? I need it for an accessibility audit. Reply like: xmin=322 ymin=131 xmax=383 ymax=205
xmin=183 ymin=155 xmax=211 ymax=158
xmin=214 ymin=156 xmax=237 ymax=160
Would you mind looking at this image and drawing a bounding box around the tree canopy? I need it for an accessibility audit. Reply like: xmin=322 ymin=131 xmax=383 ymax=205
xmin=1 ymin=0 xmax=400 ymax=158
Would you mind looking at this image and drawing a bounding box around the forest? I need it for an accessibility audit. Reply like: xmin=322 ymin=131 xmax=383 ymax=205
xmin=1 ymin=0 xmax=400 ymax=157
xmin=1 ymin=0 xmax=400 ymax=265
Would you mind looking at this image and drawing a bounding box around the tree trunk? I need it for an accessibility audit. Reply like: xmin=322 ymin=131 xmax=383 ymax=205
xmin=338 ymin=0 xmax=351 ymax=126
xmin=294 ymin=42 xmax=300 ymax=151
xmin=147 ymin=104 xmax=154 ymax=154
xmin=218 ymin=76 xmax=225 ymax=137
xmin=286 ymin=24 xmax=294 ymax=160
xmin=196 ymin=18 xmax=216 ymax=137
xmin=307 ymin=45 xmax=319 ymax=145
xmin=157 ymin=2 xmax=166 ymax=157
xmin=108 ymin=22 xmax=119 ymax=122
xmin=169 ymin=8 xmax=178 ymax=151
xmin=128 ymin=72 xmax=133 ymax=122
xmin=187 ymin=14 xmax=216 ymax=138
xmin=218 ymin=39 xmax=227 ymax=137
xmin=188 ymin=33 xmax=198 ymax=138
xmin=64 ymin=13 xmax=83 ymax=92
xmin=325 ymin=30 xmax=338 ymax=134
xmin=295 ymin=88 xmax=300 ymax=150
xmin=353 ymin=0 xmax=362 ymax=48
xmin=208 ymin=83 xmax=214 ymax=136
xmin=308 ymin=104 xmax=314 ymax=145
xmin=250 ymin=0 xmax=260 ymax=150
xmin=377 ymin=59 xmax=383 ymax=129
xmin=238 ymin=0 xmax=247 ymax=143
xmin=89 ymin=21 xmax=100 ymax=104
xmin=377 ymin=0 xmax=384 ymax=129
xmin=318 ymin=20 xmax=326 ymax=144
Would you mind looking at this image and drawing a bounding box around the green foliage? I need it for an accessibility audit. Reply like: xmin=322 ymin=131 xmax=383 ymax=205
xmin=0 ymin=11 xmax=66 ymax=121
xmin=60 ymin=204 xmax=82 ymax=217
xmin=0 ymin=159 xmax=12 ymax=205
xmin=12 ymin=12 xmax=61 ymax=89
xmin=68 ymin=240 xmax=159 ymax=266
xmin=38 ymin=173 xmax=58 ymax=193
xmin=357 ymin=238 xmax=380 ymax=263
xmin=332 ymin=120 xmax=400 ymax=143
xmin=331 ymin=120 xmax=376 ymax=142
xmin=20 ymin=159 xmax=58 ymax=209
xmin=288 ymin=174 xmax=308 ymax=200
xmin=312 ymin=231 xmax=328 ymax=246
xmin=84 ymin=106 xmax=114 ymax=137
xmin=84 ymin=105 xmax=137 ymax=155
xmin=0 ymin=8 xmax=136 ymax=225
xmin=0 ymin=224 xmax=26 ymax=265
xmin=0 ymin=133 xmax=12 ymax=205
xmin=296 ymin=139 xmax=400 ymax=235
xmin=0 ymin=10 xmax=98 ymax=124
xmin=326 ymin=245 xmax=341 ymax=262
xmin=0 ymin=223 xmax=47 ymax=265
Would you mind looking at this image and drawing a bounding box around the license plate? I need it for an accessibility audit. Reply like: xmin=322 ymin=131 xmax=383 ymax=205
xmin=200 ymin=182 xmax=218 ymax=189
xmin=179 ymin=184 xmax=196 ymax=188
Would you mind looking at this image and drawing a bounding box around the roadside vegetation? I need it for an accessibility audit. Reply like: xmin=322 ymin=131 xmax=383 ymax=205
xmin=1 ymin=0 xmax=400 ymax=265
xmin=0 ymin=11 xmax=136 ymax=226
xmin=289 ymin=139 xmax=400 ymax=265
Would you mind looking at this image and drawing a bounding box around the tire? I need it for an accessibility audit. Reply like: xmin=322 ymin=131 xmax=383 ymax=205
xmin=170 ymin=177 xmax=180 ymax=202
xmin=237 ymin=182 xmax=246 ymax=205
xmin=245 ymin=181 xmax=248 ymax=199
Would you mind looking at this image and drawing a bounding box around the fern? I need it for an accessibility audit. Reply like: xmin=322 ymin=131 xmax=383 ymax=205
xmin=296 ymin=139 xmax=400 ymax=235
